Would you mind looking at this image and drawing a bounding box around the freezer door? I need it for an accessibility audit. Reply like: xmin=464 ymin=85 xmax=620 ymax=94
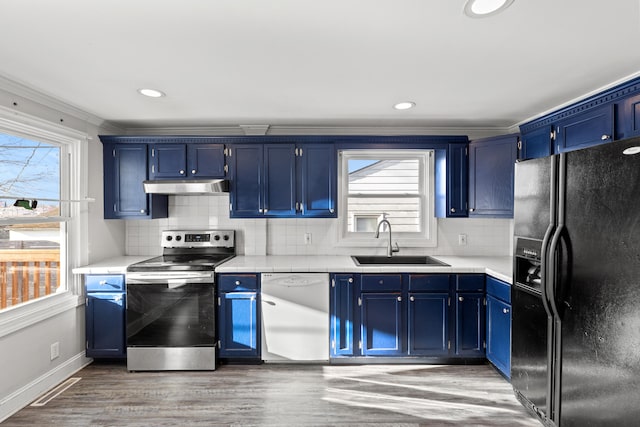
xmin=555 ymin=138 xmax=640 ymax=426
xmin=514 ymin=156 xmax=553 ymax=240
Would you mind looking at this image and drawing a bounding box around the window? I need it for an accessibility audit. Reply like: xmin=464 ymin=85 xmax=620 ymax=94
xmin=338 ymin=150 xmax=436 ymax=247
xmin=0 ymin=133 xmax=67 ymax=311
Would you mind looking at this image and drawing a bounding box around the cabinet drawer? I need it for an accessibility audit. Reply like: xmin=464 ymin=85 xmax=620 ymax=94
xmin=85 ymin=275 xmax=125 ymax=292
xmin=408 ymin=274 xmax=451 ymax=292
xmin=455 ymin=274 xmax=485 ymax=292
xmin=486 ymin=276 xmax=511 ymax=304
xmin=361 ymin=274 xmax=402 ymax=292
xmin=218 ymin=274 xmax=259 ymax=292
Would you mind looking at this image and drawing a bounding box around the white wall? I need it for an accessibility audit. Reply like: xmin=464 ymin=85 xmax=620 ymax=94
xmin=0 ymin=80 xmax=123 ymax=422
xmin=126 ymin=194 xmax=512 ymax=257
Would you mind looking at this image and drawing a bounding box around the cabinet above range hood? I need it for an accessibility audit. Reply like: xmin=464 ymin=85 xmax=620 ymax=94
xmin=143 ymin=179 xmax=229 ymax=195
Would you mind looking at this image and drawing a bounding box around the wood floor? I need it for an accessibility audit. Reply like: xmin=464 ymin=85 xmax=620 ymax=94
xmin=4 ymin=361 xmax=541 ymax=426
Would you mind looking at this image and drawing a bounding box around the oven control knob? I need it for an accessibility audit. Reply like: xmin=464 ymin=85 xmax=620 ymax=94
xmin=214 ymin=235 xmax=221 ymax=241
xmin=166 ymin=236 xmax=173 ymax=241
xmin=223 ymin=235 xmax=229 ymax=241
xmin=176 ymin=236 xmax=182 ymax=241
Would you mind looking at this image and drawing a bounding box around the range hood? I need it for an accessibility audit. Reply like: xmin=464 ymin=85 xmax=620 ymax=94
xmin=143 ymin=179 xmax=229 ymax=195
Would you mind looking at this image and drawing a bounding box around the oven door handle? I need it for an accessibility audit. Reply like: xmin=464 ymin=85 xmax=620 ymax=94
xmin=126 ymin=272 xmax=214 ymax=285
xmin=167 ymin=281 xmax=190 ymax=289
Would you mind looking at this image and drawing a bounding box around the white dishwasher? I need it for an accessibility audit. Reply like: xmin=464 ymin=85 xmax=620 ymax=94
xmin=260 ymin=273 xmax=329 ymax=362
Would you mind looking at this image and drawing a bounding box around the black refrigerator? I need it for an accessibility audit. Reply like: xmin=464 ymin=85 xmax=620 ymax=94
xmin=512 ymin=137 xmax=640 ymax=427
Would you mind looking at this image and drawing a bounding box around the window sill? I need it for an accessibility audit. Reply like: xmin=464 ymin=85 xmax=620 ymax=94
xmin=0 ymin=292 xmax=83 ymax=339
xmin=334 ymin=236 xmax=438 ymax=248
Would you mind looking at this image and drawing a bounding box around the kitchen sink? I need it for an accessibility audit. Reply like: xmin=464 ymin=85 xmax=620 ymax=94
xmin=351 ymin=255 xmax=450 ymax=266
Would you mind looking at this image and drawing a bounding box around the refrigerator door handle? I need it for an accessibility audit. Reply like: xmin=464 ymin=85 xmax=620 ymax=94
xmin=547 ymin=153 xmax=567 ymax=321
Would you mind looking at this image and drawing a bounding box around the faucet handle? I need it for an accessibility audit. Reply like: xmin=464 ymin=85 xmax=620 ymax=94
xmin=392 ymin=242 xmax=400 ymax=253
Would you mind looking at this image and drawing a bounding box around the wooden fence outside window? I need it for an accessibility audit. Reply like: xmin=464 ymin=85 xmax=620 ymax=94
xmin=0 ymin=249 xmax=60 ymax=310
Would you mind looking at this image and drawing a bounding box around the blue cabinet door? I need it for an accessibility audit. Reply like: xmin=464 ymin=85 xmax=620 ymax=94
xmin=447 ymin=143 xmax=468 ymax=217
xmin=187 ymin=144 xmax=225 ymax=178
xmin=360 ymin=293 xmax=405 ymax=356
xmin=85 ymin=292 xmax=126 ymax=358
xmin=486 ymin=294 xmax=511 ymax=378
xmin=264 ymin=144 xmax=297 ymax=216
xmin=330 ymin=274 xmax=356 ymax=357
xmin=455 ymin=292 xmax=485 ymax=357
xmin=218 ymin=291 xmax=259 ymax=358
xmin=408 ymin=292 xmax=449 ymax=356
xmin=149 ymin=144 xmax=187 ymax=178
xmin=103 ymin=143 xmax=168 ymax=219
xmin=299 ymin=144 xmax=336 ymax=217
xmin=519 ymin=126 xmax=552 ymax=160
xmin=555 ymin=103 xmax=614 ymax=153
xmin=229 ymin=144 xmax=262 ymax=217
xmin=468 ymin=134 xmax=517 ymax=218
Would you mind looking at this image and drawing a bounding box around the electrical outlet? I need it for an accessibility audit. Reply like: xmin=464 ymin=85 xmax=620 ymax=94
xmin=458 ymin=234 xmax=468 ymax=246
xmin=50 ymin=342 xmax=59 ymax=360
xmin=304 ymin=233 xmax=312 ymax=245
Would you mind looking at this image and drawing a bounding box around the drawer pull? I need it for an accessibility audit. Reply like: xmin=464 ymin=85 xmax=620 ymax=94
xmin=235 ymin=280 xmax=241 ymax=286
xmin=503 ymin=308 xmax=510 ymax=314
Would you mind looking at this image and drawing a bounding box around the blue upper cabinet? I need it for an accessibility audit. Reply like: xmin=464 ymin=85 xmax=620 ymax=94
xmin=228 ymin=144 xmax=263 ymax=217
xmin=446 ymin=143 xmax=468 ymax=217
xmin=519 ymin=126 xmax=552 ymax=161
xmin=554 ymin=103 xmax=614 ymax=153
xmin=520 ymin=76 xmax=640 ymax=156
xmin=468 ymin=134 xmax=517 ymax=218
xmin=298 ymin=144 xmax=336 ymax=217
xmin=149 ymin=142 xmax=225 ymax=179
xmin=102 ymin=142 xmax=168 ymax=219
xmin=229 ymin=143 xmax=336 ymax=218
xmin=264 ymin=144 xmax=297 ymax=216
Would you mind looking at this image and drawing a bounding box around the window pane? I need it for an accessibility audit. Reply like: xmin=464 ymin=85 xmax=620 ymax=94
xmin=0 ymin=134 xmax=60 ymax=217
xmin=0 ymin=222 xmax=61 ymax=309
xmin=348 ymin=196 xmax=421 ymax=233
xmin=348 ymin=159 xmax=419 ymax=195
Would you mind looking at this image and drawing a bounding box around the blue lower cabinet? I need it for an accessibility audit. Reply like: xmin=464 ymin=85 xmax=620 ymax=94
xmin=486 ymin=295 xmax=511 ymax=378
xmin=455 ymin=292 xmax=485 ymax=357
xmin=218 ymin=292 xmax=260 ymax=358
xmin=360 ymin=293 xmax=405 ymax=356
xmin=85 ymin=274 xmax=126 ymax=358
xmin=486 ymin=276 xmax=512 ymax=378
xmin=330 ymin=274 xmax=356 ymax=357
xmin=408 ymin=292 xmax=449 ymax=356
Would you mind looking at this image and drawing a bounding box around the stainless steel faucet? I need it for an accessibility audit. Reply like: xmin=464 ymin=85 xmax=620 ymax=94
xmin=375 ymin=219 xmax=400 ymax=257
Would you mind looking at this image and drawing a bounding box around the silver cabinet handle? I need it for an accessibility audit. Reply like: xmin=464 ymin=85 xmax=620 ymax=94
xmin=503 ymin=308 xmax=510 ymax=314
xmin=140 ymin=209 xmax=145 ymax=213
xmin=601 ymin=134 xmax=611 ymax=141
xmin=410 ymin=296 xmax=415 ymax=302
xmin=191 ymin=169 xmax=197 ymax=174
xmin=114 ymin=295 xmax=122 ymax=302
xmin=258 ymin=208 xmax=263 ymax=213
xmin=450 ymin=208 xmax=456 ymax=213
xmin=379 ymin=280 xmax=384 ymax=285
xmin=329 ymin=208 xmax=335 ymax=213
xmin=235 ymin=280 xmax=241 ymax=286
xmin=397 ymin=296 xmax=402 ymax=302
xmin=470 ymin=208 xmax=475 ymax=212
xmin=179 ymin=170 xmax=185 ymax=175
xmin=459 ymin=296 xmax=464 ymax=302
xmin=348 ymin=278 xmax=353 ymax=283
xmin=99 ymin=280 xmax=107 ymax=285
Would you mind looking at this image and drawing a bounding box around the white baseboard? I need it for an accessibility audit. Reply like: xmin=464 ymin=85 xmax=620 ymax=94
xmin=0 ymin=352 xmax=91 ymax=423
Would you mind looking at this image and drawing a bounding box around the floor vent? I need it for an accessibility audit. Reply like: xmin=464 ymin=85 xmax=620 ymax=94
xmin=30 ymin=377 xmax=81 ymax=407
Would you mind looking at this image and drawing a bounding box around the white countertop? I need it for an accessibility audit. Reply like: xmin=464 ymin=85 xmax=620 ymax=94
xmin=72 ymin=254 xmax=513 ymax=284
xmin=72 ymin=256 xmax=152 ymax=275
xmin=216 ymin=255 xmax=513 ymax=284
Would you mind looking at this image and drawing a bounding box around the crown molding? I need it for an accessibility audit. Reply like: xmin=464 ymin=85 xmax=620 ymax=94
xmin=0 ymin=74 xmax=120 ymax=132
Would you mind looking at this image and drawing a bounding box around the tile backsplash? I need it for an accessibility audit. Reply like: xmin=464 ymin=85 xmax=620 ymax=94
xmin=126 ymin=194 xmax=513 ymax=257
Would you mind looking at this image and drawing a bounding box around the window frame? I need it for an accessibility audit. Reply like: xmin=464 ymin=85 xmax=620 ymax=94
xmin=336 ymin=149 xmax=437 ymax=248
xmin=0 ymin=110 xmax=87 ymax=337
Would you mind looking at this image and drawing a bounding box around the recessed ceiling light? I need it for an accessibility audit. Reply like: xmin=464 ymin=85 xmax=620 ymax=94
xmin=464 ymin=0 xmax=514 ymax=18
xmin=137 ymin=88 xmax=166 ymax=98
xmin=394 ymin=102 xmax=416 ymax=110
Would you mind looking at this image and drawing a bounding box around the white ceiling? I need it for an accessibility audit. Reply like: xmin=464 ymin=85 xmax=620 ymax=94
xmin=0 ymin=0 xmax=639 ymax=132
